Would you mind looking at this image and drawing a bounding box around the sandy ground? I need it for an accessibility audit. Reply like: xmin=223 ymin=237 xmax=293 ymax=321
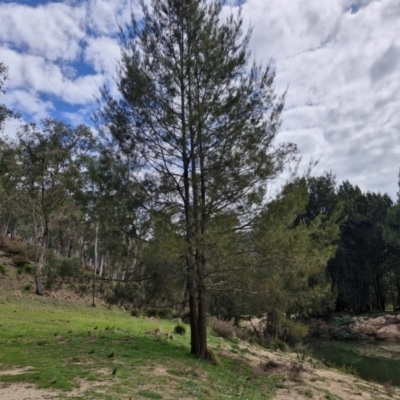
xmin=220 ymin=343 xmax=400 ymax=400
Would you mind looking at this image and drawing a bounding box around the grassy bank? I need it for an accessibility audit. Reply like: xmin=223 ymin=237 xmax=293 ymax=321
xmin=0 ymin=293 xmax=283 ymax=399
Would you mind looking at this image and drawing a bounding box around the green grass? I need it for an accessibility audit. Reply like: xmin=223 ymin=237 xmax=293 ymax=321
xmin=0 ymin=293 xmax=283 ymax=399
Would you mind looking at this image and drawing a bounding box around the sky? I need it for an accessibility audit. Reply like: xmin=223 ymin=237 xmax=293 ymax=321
xmin=0 ymin=0 xmax=399 ymax=198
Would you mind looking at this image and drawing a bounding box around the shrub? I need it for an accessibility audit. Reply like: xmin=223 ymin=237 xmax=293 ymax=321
xmin=23 ymin=264 xmax=34 ymax=275
xmin=131 ymin=308 xmax=141 ymax=317
xmin=146 ymin=308 xmax=159 ymax=318
xmin=0 ymin=265 xmax=5 ymax=274
xmin=180 ymin=310 xmax=191 ymax=324
xmin=0 ymin=236 xmax=26 ymax=255
xmin=330 ymin=316 xmax=357 ymax=340
xmin=210 ymin=317 xmax=235 ymax=340
xmin=283 ymin=320 xmax=309 ymax=346
xmin=269 ymin=339 xmax=289 ymax=352
xmin=171 ymin=310 xmax=180 ymax=319
xmin=23 ymin=284 xmax=31 ymax=292
xmin=234 ymin=326 xmax=250 ymax=341
xmin=174 ymin=324 xmax=186 ymax=335
xmin=107 ymin=282 xmax=140 ymax=305
xmin=156 ymin=308 xmax=172 ymax=319
xmin=11 ymin=254 xmax=29 ymax=268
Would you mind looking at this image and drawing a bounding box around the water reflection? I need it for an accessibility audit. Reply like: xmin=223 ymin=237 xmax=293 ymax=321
xmin=310 ymin=340 xmax=400 ymax=386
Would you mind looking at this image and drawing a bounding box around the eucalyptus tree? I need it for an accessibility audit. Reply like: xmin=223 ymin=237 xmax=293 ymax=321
xmin=97 ymin=0 xmax=297 ymax=357
xmin=0 ymin=62 xmax=15 ymax=131
xmin=3 ymin=119 xmax=93 ymax=295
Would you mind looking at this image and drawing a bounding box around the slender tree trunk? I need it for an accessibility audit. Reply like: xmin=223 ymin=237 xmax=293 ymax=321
xmin=35 ymin=217 xmax=48 ymax=296
xmin=92 ymin=222 xmax=99 ymax=307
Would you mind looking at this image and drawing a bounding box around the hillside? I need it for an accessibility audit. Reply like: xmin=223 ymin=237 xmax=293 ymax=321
xmin=0 ymin=259 xmax=400 ymax=400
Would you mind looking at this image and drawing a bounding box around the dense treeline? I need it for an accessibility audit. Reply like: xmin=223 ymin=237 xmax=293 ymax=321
xmin=0 ymin=0 xmax=400 ymax=357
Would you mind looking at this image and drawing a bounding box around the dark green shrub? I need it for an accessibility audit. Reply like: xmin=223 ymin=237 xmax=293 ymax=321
xmin=283 ymin=320 xmax=309 ymax=346
xmin=146 ymin=308 xmax=159 ymax=318
xmin=180 ymin=310 xmax=191 ymax=324
xmin=23 ymin=284 xmax=31 ymax=291
xmin=23 ymin=264 xmax=34 ymax=275
xmin=174 ymin=324 xmax=186 ymax=335
xmin=269 ymin=339 xmax=289 ymax=352
xmin=171 ymin=310 xmax=180 ymax=319
xmin=107 ymin=282 xmax=140 ymax=305
xmin=11 ymin=254 xmax=29 ymax=268
xmin=131 ymin=308 xmax=141 ymax=317
xmin=156 ymin=308 xmax=172 ymax=319
xmin=0 ymin=265 xmax=5 ymax=274
xmin=330 ymin=316 xmax=357 ymax=340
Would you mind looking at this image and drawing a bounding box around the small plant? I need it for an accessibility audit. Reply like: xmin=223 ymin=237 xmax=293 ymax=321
xmin=23 ymin=284 xmax=31 ymax=292
xmin=269 ymin=339 xmax=288 ymax=352
xmin=206 ymin=347 xmax=222 ymax=366
xmin=131 ymin=308 xmax=141 ymax=317
xmin=304 ymin=388 xmax=314 ymax=398
xmin=174 ymin=324 xmax=186 ymax=335
xmin=137 ymin=390 xmax=163 ymax=399
xmin=0 ymin=265 xmax=5 ymax=274
xmin=146 ymin=308 xmax=159 ymax=318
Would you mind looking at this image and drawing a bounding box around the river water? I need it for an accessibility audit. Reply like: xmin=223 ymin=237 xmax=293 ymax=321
xmin=310 ymin=339 xmax=400 ymax=386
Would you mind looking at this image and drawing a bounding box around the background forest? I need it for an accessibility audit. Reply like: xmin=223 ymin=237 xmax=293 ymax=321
xmin=1 ymin=0 xmax=400 ymax=359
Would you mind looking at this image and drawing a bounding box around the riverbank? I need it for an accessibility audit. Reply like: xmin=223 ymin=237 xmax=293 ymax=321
xmin=311 ymin=313 xmax=400 ymax=341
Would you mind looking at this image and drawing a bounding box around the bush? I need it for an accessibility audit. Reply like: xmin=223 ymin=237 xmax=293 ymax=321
xmin=330 ymin=316 xmax=357 ymax=340
xmin=0 ymin=265 xmax=5 ymax=274
xmin=11 ymin=254 xmax=29 ymax=268
xmin=107 ymin=282 xmax=140 ymax=305
xmin=156 ymin=308 xmax=172 ymax=319
xmin=210 ymin=317 xmax=235 ymax=340
xmin=131 ymin=308 xmax=141 ymax=317
xmin=269 ymin=339 xmax=289 ymax=352
xmin=283 ymin=320 xmax=309 ymax=346
xmin=174 ymin=324 xmax=186 ymax=335
xmin=23 ymin=284 xmax=31 ymax=291
xmin=171 ymin=310 xmax=180 ymax=319
xmin=146 ymin=308 xmax=159 ymax=318
xmin=0 ymin=236 xmax=26 ymax=255
xmin=180 ymin=310 xmax=191 ymax=324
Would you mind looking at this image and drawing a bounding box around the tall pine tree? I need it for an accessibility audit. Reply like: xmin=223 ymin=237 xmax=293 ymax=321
xmin=97 ymin=0 xmax=297 ymax=357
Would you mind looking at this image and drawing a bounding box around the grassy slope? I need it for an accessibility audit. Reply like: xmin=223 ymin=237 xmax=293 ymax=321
xmin=0 ymin=290 xmax=283 ymax=399
xmin=1 ymin=256 xmax=400 ymax=400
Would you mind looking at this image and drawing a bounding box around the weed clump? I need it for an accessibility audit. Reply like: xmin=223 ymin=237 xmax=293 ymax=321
xmin=131 ymin=308 xmax=141 ymax=317
xmin=269 ymin=339 xmax=289 ymax=352
xmin=206 ymin=347 xmax=222 ymax=366
xmin=137 ymin=390 xmax=163 ymax=399
xmin=174 ymin=324 xmax=186 ymax=335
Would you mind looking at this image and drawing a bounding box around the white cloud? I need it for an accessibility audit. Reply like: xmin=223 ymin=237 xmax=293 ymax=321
xmin=0 ymin=46 xmax=105 ymax=106
xmin=84 ymin=36 xmax=121 ymax=74
xmin=0 ymin=2 xmax=86 ymax=62
xmin=1 ymin=0 xmax=400 ymax=198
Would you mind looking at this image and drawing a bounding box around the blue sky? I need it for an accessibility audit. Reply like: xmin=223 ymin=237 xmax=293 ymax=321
xmin=1 ymin=0 xmax=400 ymax=198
